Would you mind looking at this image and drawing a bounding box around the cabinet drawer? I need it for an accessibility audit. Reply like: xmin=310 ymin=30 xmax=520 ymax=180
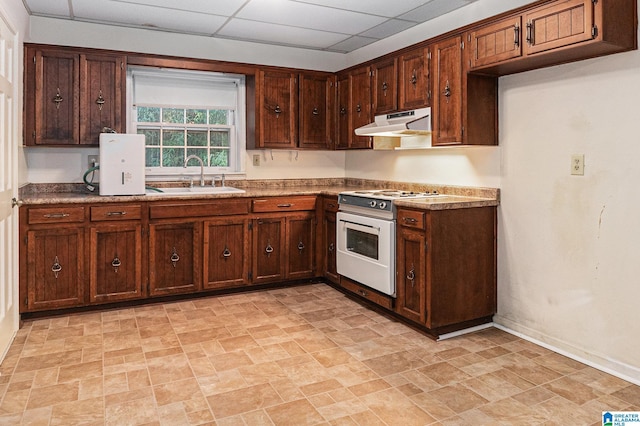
xmin=397 ymin=209 xmax=425 ymax=230
xmin=150 ymin=199 xmax=249 ymax=219
xmin=27 ymin=206 xmax=85 ymax=224
xmin=323 ymin=197 xmax=339 ymax=213
xmin=339 ymin=277 xmax=393 ymax=310
xmin=90 ymin=205 xmax=142 ymax=221
xmin=252 ymin=196 xmax=317 ymax=213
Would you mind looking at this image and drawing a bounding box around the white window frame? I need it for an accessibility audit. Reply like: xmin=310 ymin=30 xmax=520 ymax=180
xmin=127 ymin=66 xmax=246 ymax=180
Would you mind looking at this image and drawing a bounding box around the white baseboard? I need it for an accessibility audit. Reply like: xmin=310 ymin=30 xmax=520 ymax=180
xmin=493 ymin=316 xmax=640 ymax=387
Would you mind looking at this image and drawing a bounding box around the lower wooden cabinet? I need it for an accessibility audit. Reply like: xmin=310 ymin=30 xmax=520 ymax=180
xmin=203 ymin=218 xmax=250 ymax=289
xmin=286 ymin=212 xmax=315 ymax=280
xmin=89 ymin=223 xmax=143 ymax=303
xmin=25 ymin=227 xmax=85 ymax=311
xmin=321 ymin=196 xmax=339 ymax=284
xmin=148 ymin=221 xmax=201 ymax=296
xmin=252 ymin=217 xmax=286 ymax=284
xmin=395 ymin=225 xmax=427 ymax=324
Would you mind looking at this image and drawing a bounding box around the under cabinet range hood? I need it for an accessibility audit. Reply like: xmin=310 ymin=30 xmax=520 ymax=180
xmin=355 ymin=107 xmax=431 ymax=137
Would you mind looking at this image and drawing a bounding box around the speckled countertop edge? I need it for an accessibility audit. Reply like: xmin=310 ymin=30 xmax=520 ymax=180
xmin=19 ymin=178 xmax=499 ymax=210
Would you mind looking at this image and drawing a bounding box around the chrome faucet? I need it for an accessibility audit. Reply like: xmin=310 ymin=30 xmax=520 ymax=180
xmin=184 ymin=155 xmax=205 ymax=186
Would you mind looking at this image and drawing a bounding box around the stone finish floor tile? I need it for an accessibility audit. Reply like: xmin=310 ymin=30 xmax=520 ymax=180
xmin=1 ymin=283 xmax=639 ymax=425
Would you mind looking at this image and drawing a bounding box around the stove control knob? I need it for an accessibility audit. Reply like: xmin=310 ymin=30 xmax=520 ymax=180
xmin=369 ymin=200 xmax=377 ymax=208
xmin=379 ymin=201 xmax=387 ymax=209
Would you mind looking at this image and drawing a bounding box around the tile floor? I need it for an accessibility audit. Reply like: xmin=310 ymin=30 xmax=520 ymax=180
xmin=0 ymin=283 xmax=638 ymax=425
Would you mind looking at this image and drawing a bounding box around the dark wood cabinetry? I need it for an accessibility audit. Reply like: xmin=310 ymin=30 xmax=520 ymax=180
xmin=148 ymin=221 xmax=201 ymax=296
xmin=320 ymin=196 xmax=339 ymax=284
xmin=24 ymin=45 xmax=125 ymax=146
xmin=398 ymin=47 xmax=431 ymax=110
xmin=469 ymin=16 xmax=523 ymax=69
xmin=299 ymin=72 xmax=334 ymax=149
xmin=432 ymin=36 xmax=463 ymax=145
xmin=372 ymin=58 xmax=398 ymax=115
xmin=395 ymin=207 xmax=497 ymax=331
xmin=252 ymin=217 xmax=286 ymax=284
xmin=336 ymin=66 xmax=372 ymax=149
xmin=286 ymin=212 xmax=315 ymax=280
xmin=203 ymin=218 xmax=250 ymax=290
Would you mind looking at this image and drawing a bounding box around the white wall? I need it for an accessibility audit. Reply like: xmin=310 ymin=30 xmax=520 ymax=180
xmin=496 ymin=47 xmax=640 ymax=381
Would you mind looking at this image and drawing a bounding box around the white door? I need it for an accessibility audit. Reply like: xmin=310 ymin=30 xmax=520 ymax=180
xmin=0 ymin=9 xmax=19 ymax=361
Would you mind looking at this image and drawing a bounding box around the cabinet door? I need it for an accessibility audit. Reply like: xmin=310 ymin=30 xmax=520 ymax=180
xmin=372 ymin=58 xmax=398 ymax=115
xmin=90 ymin=223 xmax=143 ymax=303
xmin=469 ymin=16 xmax=523 ymax=69
xmin=203 ymin=218 xmax=250 ymax=289
xmin=26 ymin=227 xmax=84 ymax=310
xmin=432 ymin=35 xmax=463 ymax=146
xmin=350 ymin=66 xmax=372 ymax=149
xmin=322 ymin=202 xmax=338 ymax=284
xmin=286 ymin=213 xmax=315 ymax=280
xmin=395 ymin=226 xmax=426 ymax=324
xmin=524 ymin=0 xmax=594 ymax=56
xmin=34 ymin=49 xmax=79 ymax=145
xmin=80 ymin=53 xmax=126 ymax=144
xmin=399 ymin=48 xmax=430 ymax=110
xmin=252 ymin=217 xmax=286 ymax=284
xmin=259 ymin=70 xmax=298 ymax=149
xmin=335 ymin=74 xmax=350 ymax=149
xmin=299 ymin=73 xmax=332 ymax=149
xmin=149 ymin=221 xmax=201 ymax=296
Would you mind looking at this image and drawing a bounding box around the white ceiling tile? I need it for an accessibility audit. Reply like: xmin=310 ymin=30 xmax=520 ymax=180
xmin=238 ymin=0 xmax=386 ymax=34
xmin=359 ymin=19 xmax=417 ymax=40
xmin=107 ymin=0 xmax=247 ymax=16
xmin=399 ymin=0 xmax=471 ymax=22
xmin=73 ymin=0 xmax=228 ymax=34
xmin=219 ymin=19 xmax=349 ymax=49
xmin=25 ymin=0 xmax=71 ymax=17
xmin=292 ymin=0 xmax=432 ymax=18
xmin=328 ymin=36 xmax=378 ymax=53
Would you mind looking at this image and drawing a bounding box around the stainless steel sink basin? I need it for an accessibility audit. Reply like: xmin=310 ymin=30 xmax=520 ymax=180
xmin=146 ymin=186 xmax=246 ymax=196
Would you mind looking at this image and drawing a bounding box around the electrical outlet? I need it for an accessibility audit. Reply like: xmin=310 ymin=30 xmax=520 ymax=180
xmin=88 ymin=155 xmax=99 ymax=169
xmin=252 ymin=154 xmax=260 ymax=166
xmin=571 ymin=154 xmax=584 ymax=176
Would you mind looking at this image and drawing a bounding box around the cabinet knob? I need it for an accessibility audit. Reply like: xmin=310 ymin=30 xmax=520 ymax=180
xmin=265 ymin=243 xmax=274 ymax=255
xmin=111 ymin=256 xmax=121 ymax=272
xmin=409 ymin=70 xmax=417 ymax=86
xmin=443 ymin=80 xmax=451 ymax=100
xmin=222 ymin=247 xmax=232 ymax=258
xmin=51 ymin=256 xmax=62 ymax=279
xmin=297 ymin=241 xmax=305 ymax=251
xmin=328 ymin=243 xmax=334 ymax=253
xmin=339 ymin=107 xmax=347 ymax=116
xmin=356 ymin=104 xmax=362 ymax=113
xmin=381 ymin=81 xmax=388 ymax=92
xmin=312 ymin=107 xmax=319 ymax=116
xmin=274 ymin=105 xmax=282 ymax=115
xmin=95 ymin=90 xmax=105 ymax=111
xmin=53 ymin=88 xmax=63 ymax=109
xmin=170 ymin=247 xmax=180 ymax=267
xmin=407 ymin=266 xmax=416 ymax=286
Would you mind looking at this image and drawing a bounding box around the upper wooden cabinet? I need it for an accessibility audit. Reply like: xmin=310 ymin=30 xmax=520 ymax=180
xmin=335 ymin=66 xmax=372 ymax=150
xmin=24 ymin=45 xmax=126 ymax=146
xmin=468 ymin=0 xmax=637 ymax=75
xmin=432 ymin=36 xmax=464 ymax=145
xmin=398 ymin=47 xmax=431 ymax=110
xmin=252 ymin=69 xmax=333 ymax=150
xmin=372 ymin=58 xmax=398 ymax=115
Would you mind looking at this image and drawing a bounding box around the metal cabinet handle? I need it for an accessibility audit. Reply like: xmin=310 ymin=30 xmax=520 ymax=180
xmin=222 ymin=247 xmax=232 ymax=258
xmin=95 ymin=90 xmax=105 ymax=111
xmin=514 ymin=24 xmax=520 ymax=47
xmin=381 ymin=81 xmax=388 ymax=92
xmin=274 ymin=105 xmax=282 ymax=115
xmin=51 ymin=256 xmax=62 ymax=279
xmin=358 ymin=289 xmax=368 ymax=297
xmin=265 ymin=243 xmax=274 ymax=254
xmin=409 ymin=70 xmax=417 ymax=86
xmin=526 ymin=21 xmax=533 ymax=45
xmin=106 ymin=211 xmax=127 ymax=216
xmin=312 ymin=107 xmax=319 ymax=116
xmin=403 ymin=217 xmax=418 ymax=224
xmin=443 ymin=80 xmax=451 ymax=99
xmin=328 ymin=242 xmax=334 ymax=253
xmin=356 ymin=104 xmax=362 ymax=113
xmin=44 ymin=213 xmax=70 ymax=219
xmin=111 ymin=256 xmax=121 ymax=272
xmin=339 ymin=107 xmax=347 ymax=116
xmin=53 ymin=88 xmax=63 ymax=109
xmin=407 ymin=266 xmax=416 ymax=287
xmin=170 ymin=247 xmax=180 ymax=267
xmin=297 ymin=241 xmax=305 ymax=251
xmin=277 ymin=203 xmax=292 ymax=208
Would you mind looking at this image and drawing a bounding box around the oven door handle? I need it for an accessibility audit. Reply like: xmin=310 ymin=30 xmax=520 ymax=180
xmin=339 ymin=219 xmax=381 ymax=234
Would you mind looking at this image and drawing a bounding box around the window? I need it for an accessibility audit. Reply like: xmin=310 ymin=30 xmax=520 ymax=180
xmin=128 ymin=67 xmax=246 ymax=177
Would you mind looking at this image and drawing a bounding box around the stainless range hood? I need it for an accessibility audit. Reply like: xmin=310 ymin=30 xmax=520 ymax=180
xmin=355 ymin=107 xmax=431 ymax=137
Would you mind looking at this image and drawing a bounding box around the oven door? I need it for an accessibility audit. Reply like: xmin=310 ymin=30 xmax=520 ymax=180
xmin=336 ymin=211 xmax=395 ymax=297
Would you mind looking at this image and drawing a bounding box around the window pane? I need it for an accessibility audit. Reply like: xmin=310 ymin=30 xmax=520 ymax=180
xmin=210 ymin=149 xmax=230 ymax=167
xmin=138 ymin=128 xmax=160 ymax=146
xmin=138 ymin=106 xmax=160 ymax=122
xmin=163 ymin=130 xmax=185 ymax=146
xmin=186 ymin=109 xmax=207 ymax=124
xmin=186 ymin=149 xmax=208 ymax=166
xmin=162 ymin=148 xmax=184 ymax=167
xmin=209 ymin=110 xmax=229 ymax=125
xmin=187 ymin=130 xmax=207 ymax=147
xmin=163 ymin=108 xmax=185 ymax=124
xmin=210 ymin=130 xmax=230 ymax=147
xmin=146 ymin=148 xmax=160 ymax=167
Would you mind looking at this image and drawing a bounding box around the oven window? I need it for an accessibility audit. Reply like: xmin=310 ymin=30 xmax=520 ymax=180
xmin=346 ymin=228 xmax=379 ymax=260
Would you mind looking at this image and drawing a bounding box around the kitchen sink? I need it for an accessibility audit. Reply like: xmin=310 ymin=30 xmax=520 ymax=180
xmin=146 ymin=186 xmax=246 ymax=196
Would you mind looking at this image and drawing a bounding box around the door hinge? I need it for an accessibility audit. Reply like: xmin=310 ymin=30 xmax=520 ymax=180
xmin=32 ymin=130 xmax=36 ymax=139
xmin=461 ymin=41 xmax=465 ymax=50
xmin=427 ymin=51 xmax=432 ymax=60
xmin=591 ymin=25 xmax=598 ymax=38
xmin=121 ymin=62 xmax=124 ymax=69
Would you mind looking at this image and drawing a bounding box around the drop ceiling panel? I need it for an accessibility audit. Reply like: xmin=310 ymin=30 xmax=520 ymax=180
xmin=292 ymin=0 xmax=432 ymax=18
xmin=329 ymin=36 xmax=378 ymax=54
xmin=236 ymin=0 xmax=387 ymax=34
xmin=110 ymin=0 xmax=247 ymax=16
xmin=219 ymin=19 xmax=348 ymax=50
xmin=24 ymin=0 xmax=70 ymax=16
xmin=73 ymin=0 xmax=228 ymax=34
xmin=400 ymin=0 xmax=477 ymax=22
xmin=360 ymin=19 xmax=417 ymax=40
